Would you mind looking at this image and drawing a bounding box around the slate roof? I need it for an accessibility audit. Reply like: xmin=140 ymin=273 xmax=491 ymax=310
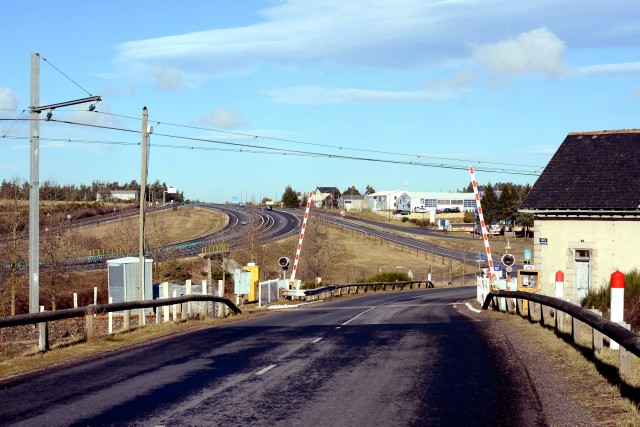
xmin=316 ymin=186 xmax=339 ymax=194
xmin=521 ymin=129 xmax=640 ymax=211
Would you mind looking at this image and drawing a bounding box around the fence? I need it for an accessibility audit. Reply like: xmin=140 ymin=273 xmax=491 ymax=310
xmin=482 ymin=289 xmax=640 ymax=377
xmin=258 ymin=279 xmax=281 ymax=307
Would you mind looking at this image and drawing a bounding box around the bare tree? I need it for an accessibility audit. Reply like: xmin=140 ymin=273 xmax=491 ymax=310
xmin=0 ymin=177 xmax=28 ymax=315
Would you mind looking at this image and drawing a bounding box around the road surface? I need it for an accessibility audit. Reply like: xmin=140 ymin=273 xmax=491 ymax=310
xmin=0 ymin=287 xmax=546 ymax=426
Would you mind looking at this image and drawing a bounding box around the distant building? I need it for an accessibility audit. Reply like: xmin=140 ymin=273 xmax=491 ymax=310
xmin=338 ymin=194 xmax=365 ymax=211
xmin=520 ymin=129 xmax=640 ymax=303
xmin=376 ymin=191 xmax=476 ymax=212
xmin=311 ymin=186 xmax=340 ymax=208
xmin=96 ymin=189 xmax=138 ymax=202
xmin=364 ymin=190 xmax=405 ymax=211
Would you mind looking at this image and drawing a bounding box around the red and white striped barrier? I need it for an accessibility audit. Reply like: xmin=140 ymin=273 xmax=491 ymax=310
xmin=469 ymin=166 xmax=494 ymax=276
xmin=289 ymin=191 xmax=313 ymax=289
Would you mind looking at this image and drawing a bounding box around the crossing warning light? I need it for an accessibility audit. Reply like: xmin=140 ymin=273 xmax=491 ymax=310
xmin=502 ymin=253 xmax=515 ymax=267
xmin=278 ymin=257 xmax=290 ymax=271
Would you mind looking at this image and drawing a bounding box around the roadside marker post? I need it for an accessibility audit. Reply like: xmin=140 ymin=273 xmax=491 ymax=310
xmin=610 ymin=270 xmax=625 ymax=350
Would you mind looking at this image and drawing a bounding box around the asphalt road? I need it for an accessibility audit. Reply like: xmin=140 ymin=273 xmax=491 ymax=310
xmin=0 ymin=287 xmax=546 ymax=426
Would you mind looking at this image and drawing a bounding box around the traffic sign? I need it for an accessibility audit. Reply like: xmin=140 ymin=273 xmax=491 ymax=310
xmin=524 ymin=249 xmax=531 ymax=260
xmin=477 ymin=252 xmax=486 ymax=260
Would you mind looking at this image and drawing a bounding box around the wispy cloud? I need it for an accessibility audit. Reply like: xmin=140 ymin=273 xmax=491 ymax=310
xmin=471 ymin=28 xmax=567 ymax=78
xmin=0 ymin=88 xmax=19 ymax=111
xmin=197 ymin=108 xmax=245 ymax=129
xmin=574 ymin=62 xmax=640 ymax=77
xmin=265 ymin=86 xmax=459 ymax=105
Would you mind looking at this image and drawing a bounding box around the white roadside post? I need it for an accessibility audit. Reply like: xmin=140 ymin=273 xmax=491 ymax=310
xmin=108 ymin=297 xmax=113 ymax=334
xmin=73 ymin=293 xmax=78 ymax=308
xmin=218 ymin=280 xmax=224 ymax=318
xmin=555 ymin=270 xmax=565 ymax=330
xmin=610 ymin=270 xmax=625 ymax=350
xmin=186 ymin=279 xmax=192 ymax=317
xmin=172 ymin=289 xmax=177 ymax=321
xmin=162 ymin=282 xmax=169 ymax=323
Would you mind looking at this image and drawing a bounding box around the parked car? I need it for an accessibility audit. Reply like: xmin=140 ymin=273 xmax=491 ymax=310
xmin=414 ymin=207 xmax=427 ymax=213
xmin=264 ymin=205 xmax=273 ymax=211
xmin=451 ymin=207 xmax=461 ymax=213
xmin=443 ymin=208 xmax=452 ymax=213
xmin=392 ymin=209 xmax=403 ymax=215
xmin=436 ymin=209 xmax=443 ymax=214
xmin=400 ymin=210 xmax=411 ymax=215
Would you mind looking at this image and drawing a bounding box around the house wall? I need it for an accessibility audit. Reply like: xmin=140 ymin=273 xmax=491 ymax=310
xmin=534 ymin=216 xmax=640 ymax=303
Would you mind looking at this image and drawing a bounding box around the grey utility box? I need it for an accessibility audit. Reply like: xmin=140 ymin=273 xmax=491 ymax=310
xmin=107 ymin=257 xmax=153 ymax=306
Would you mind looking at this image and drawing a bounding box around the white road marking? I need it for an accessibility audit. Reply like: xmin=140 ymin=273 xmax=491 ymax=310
xmin=342 ymin=307 xmax=375 ymax=325
xmin=311 ymin=337 xmax=323 ymax=344
xmin=465 ymin=303 xmax=482 ymax=313
xmin=255 ymin=365 xmax=277 ymax=376
xmin=335 ymin=326 xmax=341 ymax=330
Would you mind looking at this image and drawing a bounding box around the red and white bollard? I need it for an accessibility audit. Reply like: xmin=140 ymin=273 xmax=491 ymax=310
xmin=554 ymin=270 xmax=565 ymax=330
xmin=555 ymin=270 xmax=564 ymax=299
xmin=610 ymin=270 xmax=625 ymax=350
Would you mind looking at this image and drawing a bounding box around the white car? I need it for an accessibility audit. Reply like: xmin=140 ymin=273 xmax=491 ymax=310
xmin=414 ymin=207 xmax=427 ymax=213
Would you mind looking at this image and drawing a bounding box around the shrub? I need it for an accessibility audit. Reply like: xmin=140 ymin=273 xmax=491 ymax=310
xmin=581 ymin=268 xmax=640 ymax=330
xmin=401 ymin=217 xmax=409 ymax=223
xmin=463 ymin=212 xmax=474 ymax=223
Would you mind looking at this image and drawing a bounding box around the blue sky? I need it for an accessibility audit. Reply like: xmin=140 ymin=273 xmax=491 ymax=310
xmin=1 ymin=0 xmax=639 ymax=202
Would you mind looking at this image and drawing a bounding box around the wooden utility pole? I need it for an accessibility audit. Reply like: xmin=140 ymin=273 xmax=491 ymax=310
xmin=138 ymin=107 xmax=148 ymax=325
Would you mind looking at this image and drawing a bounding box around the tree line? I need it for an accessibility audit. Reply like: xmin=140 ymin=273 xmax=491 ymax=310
xmin=0 ymin=178 xmax=185 ymax=204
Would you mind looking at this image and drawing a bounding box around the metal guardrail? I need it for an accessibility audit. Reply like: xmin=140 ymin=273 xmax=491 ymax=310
xmin=302 ymin=280 xmax=434 ymax=299
xmin=0 ymin=295 xmax=241 ymax=329
xmin=482 ymin=290 xmax=640 ymax=376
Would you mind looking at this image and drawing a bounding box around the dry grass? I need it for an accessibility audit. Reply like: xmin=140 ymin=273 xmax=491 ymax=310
xmin=485 ymin=306 xmax=640 ymax=424
xmin=77 ymin=206 xmax=225 ymax=252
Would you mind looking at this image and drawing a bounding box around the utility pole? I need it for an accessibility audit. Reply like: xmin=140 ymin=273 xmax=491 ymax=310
xmin=28 ymin=53 xmax=40 ymax=314
xmin=28 ymin=53 xmax=100 ymax=313
xmin=138 ymin=107 xmax=148 ymax=325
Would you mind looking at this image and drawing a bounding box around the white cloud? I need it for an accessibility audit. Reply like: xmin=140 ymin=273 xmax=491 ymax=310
xmin=265 ymin=85 xmax=459 ymax=105
xmin=0 ymin=88 xmax=19 ymax=111
xmin=574 ymin=62 xmax=640 ymax=77
xmin=198 ymin=108 xmax=245 ymax=129
xmin=471 ymin=28 xmax=567 ymax=78
xmin=111 ymin=0 xmax=640 ymax=87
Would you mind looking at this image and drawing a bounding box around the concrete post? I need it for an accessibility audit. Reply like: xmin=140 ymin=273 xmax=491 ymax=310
xmin=619 ymin=323 xmax=632 ymax=376
xmin=572 ymin=317 xmax=581 ymax=343
xmin=217 ymin=280 xmax=224 ymax=318
xmin=186 ymin=279 xmax=192 ymax=317
xmin=123 ymin=310 xmax=130 ymax=331
xmin=38 ymin=305 xmax=49 ymax=352
xmin=85 ymin=309 xmax=94 ymax=340
xmin=73 ymin=293 xmax=78 ymax=308
xmin=172 ymin=289 xmax=177 ymax=321
xmin=162 ymin=282 xmax=169 ymax=322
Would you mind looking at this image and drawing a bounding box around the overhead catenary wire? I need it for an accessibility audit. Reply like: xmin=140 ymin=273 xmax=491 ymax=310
xmin=70 ymin=109 xmax=543 ymax=170
xmin=0 ymin=119 xmax=542 ymax=177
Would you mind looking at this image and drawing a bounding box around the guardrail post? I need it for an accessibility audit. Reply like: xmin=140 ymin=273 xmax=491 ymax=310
xmin=540 ymin=304 xmax=546 ymax=326
xmin=618 ymin=322 xmax=632 ymax=377
xmin=217 ymin=280 xmax=224 ymax=318
xmin=85 ymin=307 xmax=94 ymax=340
xmin=162 ymin=282 xmax=169 ymax=322
xmin=123 ymin=309 xmax=130 ymax=331
xmin=172 ymin=290 xmax=178 ymax=320
xmin=186 ymin=279 xmax=192 ymax=317
xmin=38 ymin=305 xmax=49 ymax=352
xmin=572 ymin=316 xmax=581 ymax=343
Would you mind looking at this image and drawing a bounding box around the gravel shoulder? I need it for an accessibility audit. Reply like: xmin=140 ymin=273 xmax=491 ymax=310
xmin=468 ymin=303 xmax=639 ymax=425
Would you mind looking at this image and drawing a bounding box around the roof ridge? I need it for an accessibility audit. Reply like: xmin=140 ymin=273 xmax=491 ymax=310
xmin=569 ymin=128 xmax=640 ymax=135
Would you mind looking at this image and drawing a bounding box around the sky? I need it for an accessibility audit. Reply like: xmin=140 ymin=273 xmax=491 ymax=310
xmin=1 ymin=0 xmax=639 ymax=203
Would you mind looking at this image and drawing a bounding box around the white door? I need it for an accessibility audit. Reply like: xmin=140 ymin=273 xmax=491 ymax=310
xmin=575 ymin=260 xmax=590 ymax=302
